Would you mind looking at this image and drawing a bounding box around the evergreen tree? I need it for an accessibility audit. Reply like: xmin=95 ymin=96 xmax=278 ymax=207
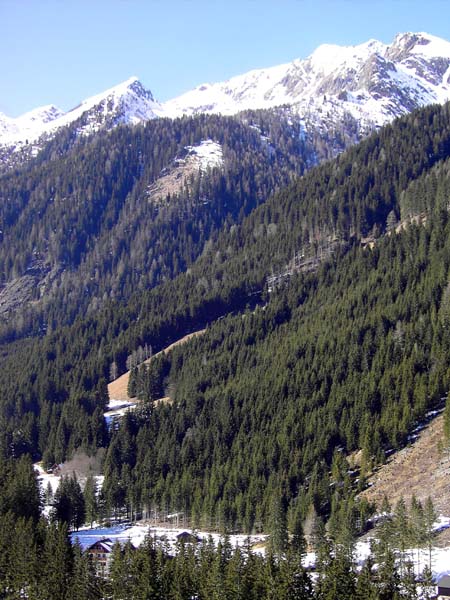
xmin=9 ymin=517 xmax=39 ymax=598
xmin=401 ymin=559 xmax=418 ymax=600
xmin=355 ymin=555 xmax=379 ymax=600
xmin=39 ymin=521 xmax=73 ymax=600
xmin=52 ymin=473 xmax=86 ymax=530
xmin=108 ymin=542 xmax=126 ymax=600
xmin=423 ymin=496 xmax=437 ymax=570
xmin=6 ymin=454 xmax=42 ymax=521
xmin=443 ymin=392 xmax=450 ymax=447
xmin=392 ymin=496 xmax=410 ymax=575
xmin=69 ymin=541 xmax=103 ymax=600
xmin=289 ymin=505 xmax=307 ymax=558
xmin=84 ymin=474 xmax=98 ymax=528
xmin=267 ymin=490 xmax=289 ymax=560
xmin=376 ymin=547 xmax=402 ymax=600
xmin=420 ymin=564 xmax=435 ymax=600
xmin=409 ymin=495 xmax=425 ymax=577
xmin=278 ymin=549 xmax=313 ymax=600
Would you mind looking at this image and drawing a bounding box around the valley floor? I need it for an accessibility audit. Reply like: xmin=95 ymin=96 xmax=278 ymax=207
xmin=70 ymin=520 xmax=450 ymax=583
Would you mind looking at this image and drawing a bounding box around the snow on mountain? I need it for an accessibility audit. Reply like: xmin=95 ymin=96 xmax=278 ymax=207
xmin=0 ymin=112 xmax=16 ymax=138
xmin=185 ymin=140 xmax=223 ymax=172
xmin=1 ymin=76 xmax=163 ymax=148
xmin=145 ymin=140 xmax=224 ymax=203
xmin=50 ymin=76 xmax=164 ymax=133
xmin=2 ymin=32 xmax=450 ymax=160
xmin=163 ymin=32 xmax=450 ymax=130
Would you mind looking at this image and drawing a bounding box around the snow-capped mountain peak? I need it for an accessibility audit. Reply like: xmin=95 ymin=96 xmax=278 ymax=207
xmin=17 ymin=104 xmax=64 ymax=125
xmin=66 ymin=76 xmax=156 ymax=118
xmin=389 ymin=31 xmax=450 ymax=59
xmin=161 ymin=31 xmax=450 ymax=132
xmin=1 ymin=77 xmax=162 ymax=149
xmin=2 ymin=32 xmax=450 ymax=164
xmin=306 ymin=39 xmax=387 ymax=77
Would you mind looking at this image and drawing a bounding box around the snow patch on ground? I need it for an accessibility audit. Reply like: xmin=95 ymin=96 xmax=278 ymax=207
xmin=104 ymin=399 xmax=137 ymax=427
xmin=70 ymin=520 xmax=450 ymax=584
xmin=71 ymin=523 xmax=266 ymax=554
xmin=185 ymin=140 xmax=223 ymax=172
xmin=106 ymin=398 xmax=136 ymax=411
xmin=35 ymin=463 xmax=61 ymax=495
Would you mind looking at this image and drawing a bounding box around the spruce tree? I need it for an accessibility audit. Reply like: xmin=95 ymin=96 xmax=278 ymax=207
xmin=69 ymin=542 xmax=103 ymax=600
xmin=84 ymin=474 xmax=98 ymax=528
xmin=267 ymin=490 xmax=288 ymax=560
xmin=376 ymin=547 xmax=402 ymax=600
xmin=39 ymin=522 xmax=73 ymax=600
xmin=355 ymin=555 xmax=379 ymax=600
xmin=423 ymin=496 xmax=437 ymax=570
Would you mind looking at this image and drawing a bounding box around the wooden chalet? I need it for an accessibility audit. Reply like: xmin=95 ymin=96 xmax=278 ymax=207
xmin=86 ymin=537 xmax=136 ymax=576
xmin=87 ymin=538 xmax=114 ymax=574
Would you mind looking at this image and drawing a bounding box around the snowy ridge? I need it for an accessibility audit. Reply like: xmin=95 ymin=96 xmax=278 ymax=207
xmin=163 ymin=31 xmax=450 ymax=129
xmin=0 ymin=76 xmax=163 ymax=148
xmin=2 ymin=32 xmax=450 ymax=157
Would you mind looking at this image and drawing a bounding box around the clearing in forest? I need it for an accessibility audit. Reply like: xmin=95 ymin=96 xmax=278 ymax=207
xmin=107 ymin=329 xmax=206 ymax=403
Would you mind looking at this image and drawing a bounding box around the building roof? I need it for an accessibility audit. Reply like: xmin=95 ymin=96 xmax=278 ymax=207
xmin=438 ymin=574 xmax=450 ymax=587
xmin=88 ymin=538 xmax=114 ymax=553
xmin=176 ymin=531 xmax=200 ymax=542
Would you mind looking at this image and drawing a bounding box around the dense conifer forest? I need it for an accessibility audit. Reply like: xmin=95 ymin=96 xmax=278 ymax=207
xmin=2 ymin=100 xmax=450 ymax=596
xmin=0 ymin=109 xmax=315 ymax=342
xmin=0 ymin=455 xmax=439 ymax=598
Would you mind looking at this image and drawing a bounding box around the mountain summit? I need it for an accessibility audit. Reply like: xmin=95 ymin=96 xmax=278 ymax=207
xmin=163 ymin=32 xmax=450 ymax=127
xmin=0 ymin=76 xmax=163 ymax=149
xmin=1 ymin=32 xmax=450 ymax=158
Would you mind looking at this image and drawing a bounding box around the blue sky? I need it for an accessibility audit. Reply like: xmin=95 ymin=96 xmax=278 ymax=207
xmin=1 ymin=0 xmax=450 ymax=117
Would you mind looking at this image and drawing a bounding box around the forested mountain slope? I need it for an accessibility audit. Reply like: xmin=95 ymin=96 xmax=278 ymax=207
xmin=1 ymin=103 xmax=450 ymax=535
xmin=3 ymin=32 xmax=450 ymax=167
xmin=0 ymin=109 xmax=315 ymax=341
xmin=117 ymin=206 xmax=450 ymax=529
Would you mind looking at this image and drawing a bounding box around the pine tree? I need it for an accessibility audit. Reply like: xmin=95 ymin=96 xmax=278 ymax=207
xmin=132 ymin=535 xmax=160 ymax=600
xmin=316 ymin=547 xmax=356 ymax=600
xmin=443 ymin=392 xmax=450 ymax=445
xmin=376 ymin=547 xmax=402 ymax=600
xmin=39 ymin=521 xmax=73 ymax=600
xmin=421 ymin=564 xmax=435 ymax=600
xmin=9 ymin=517 xmax=39 ymax=598
xmin=69 ymin=473 xmax=86 ymax=530
xmin=355 ymin=555 xmax=378 ymax=600
xmin=53 ymin=473 xmax=86 ymax=530
xmin=393 ymin=496 xmax=410 ymax=575
xmin=267 ymin=490 xmax=288 ymax=560
xmin=84 ymin=474 xmax=98 ymax=528
xmin=423 ymin=496 xmax=437 ymax=570
xmin=224 ymin=546 xmax=245 ymax=600
xmin=69 ymin=541 xmax=103 ymax=600
xmin=278 ymin=549 xmax=313 ymax=600
xmin=409 ymin=495 xmax=425 ymax=577
xmin=290 ymin=509 xmax=307 ymax=558
xmin=401 ymin=559 xmax=418 ymax=600
xmin=46 ymin=480 xmax=54 ymax=505
xmin=6 ymin=454 xmax=42 ymax=521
